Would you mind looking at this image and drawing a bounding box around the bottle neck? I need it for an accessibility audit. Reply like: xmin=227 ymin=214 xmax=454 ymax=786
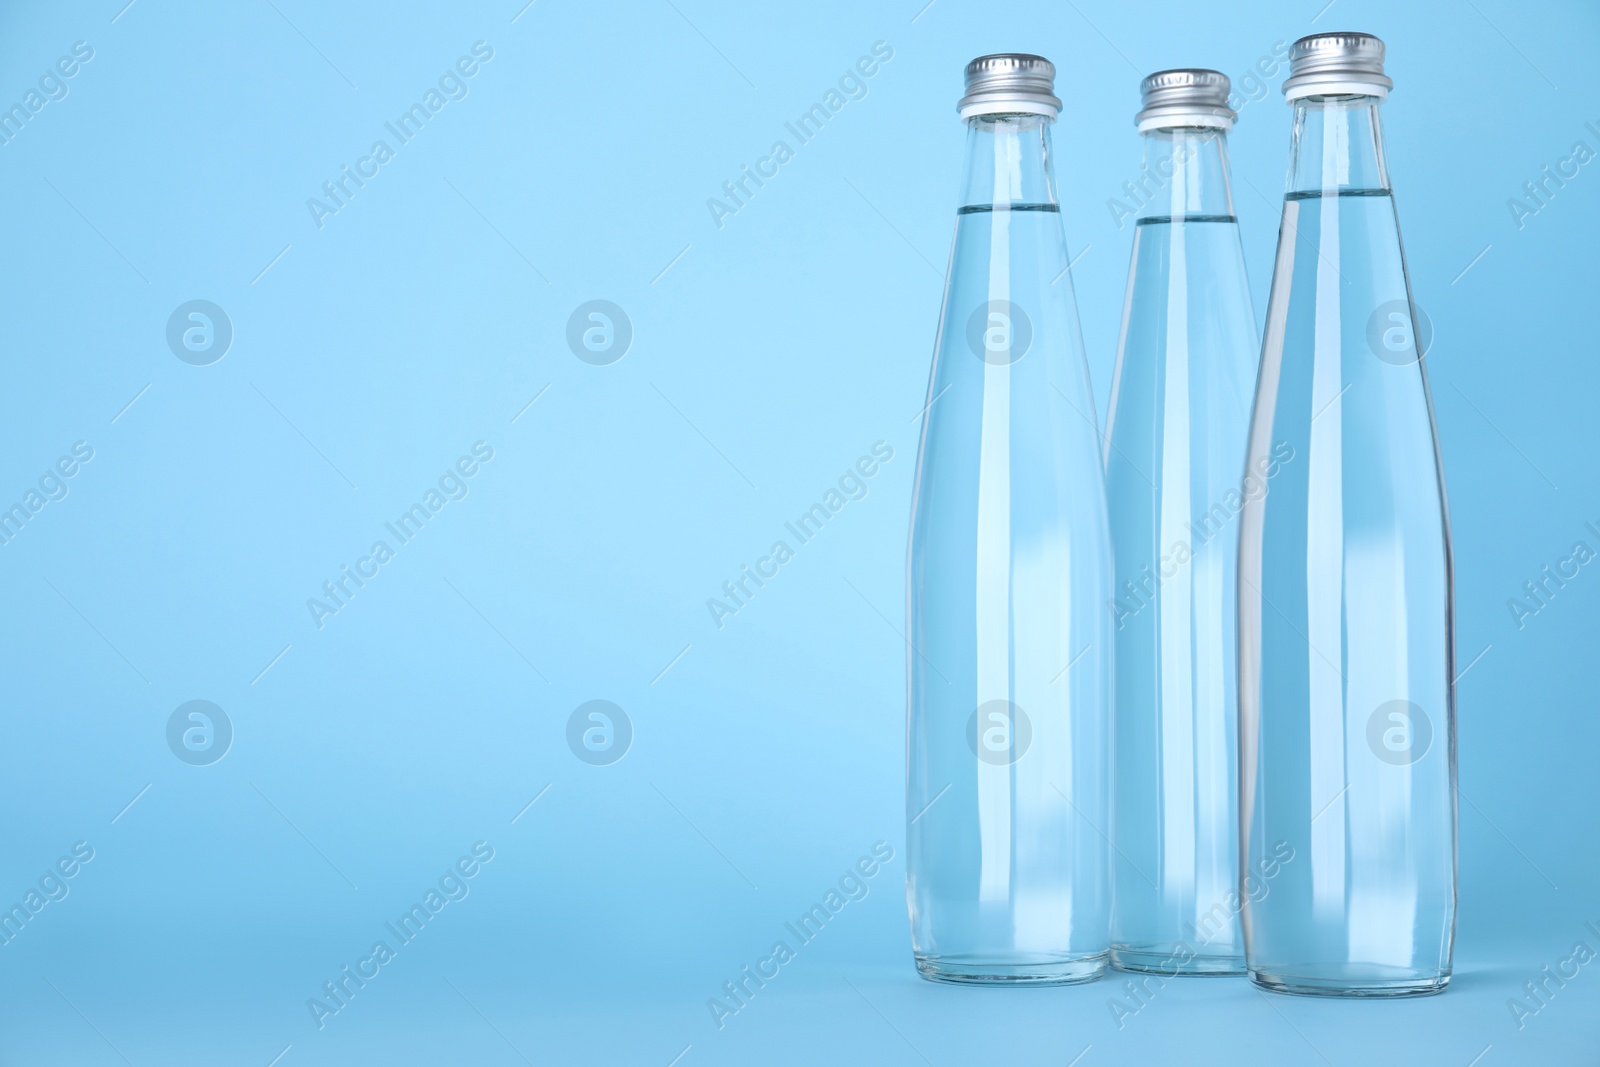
xmin=1286 ymin=95 xmax=1390 ymax=196
xmin=959 ymin=114 xmax=1058 ymax=209
xmin=1135 ymin=126 xmax=1235 ymax=221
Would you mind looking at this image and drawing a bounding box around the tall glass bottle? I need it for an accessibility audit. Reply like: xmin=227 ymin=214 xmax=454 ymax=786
xmin=906 ymin=54 xmax=1112 ymax=985
xmin=1105 ymin=70 xmax=1259 ymax=975
xmin=1238 ymin=33 xmax=1456 ymax=996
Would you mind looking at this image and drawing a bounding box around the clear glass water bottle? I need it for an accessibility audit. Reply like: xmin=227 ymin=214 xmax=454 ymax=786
xmin=1105 ymin=70 xmax=1259 ymax=976
xmin=906 ymin=54 xmax=1112 ymax=985
xmin=1238 ymin=33 xmax=1456 ymax=997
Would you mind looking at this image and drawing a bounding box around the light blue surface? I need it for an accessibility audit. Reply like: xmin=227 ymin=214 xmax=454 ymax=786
xmin=0 ymin=1 xmax=1594 ymax=1063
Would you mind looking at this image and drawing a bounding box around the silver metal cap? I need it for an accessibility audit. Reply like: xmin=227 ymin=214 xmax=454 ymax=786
xmin=1283 ymin=32 xmax=1392 ymax=100
xmin=1135 ymin=68 xmax=1235 ymax=131
xmin=958 ymin=54 xmax=1061 ymax=119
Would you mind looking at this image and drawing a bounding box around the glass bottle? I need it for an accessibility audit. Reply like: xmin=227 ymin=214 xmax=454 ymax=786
xmin=1238 ymin=32 xmax=1456 ymax=997
xmin=906 ymin=54 xmax=1112 ymax=985
xmin=1105 ymin=70 xmax=1258 ymax=976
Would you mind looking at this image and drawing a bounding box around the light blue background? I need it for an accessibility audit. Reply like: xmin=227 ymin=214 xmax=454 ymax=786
xmin=0 ymin=0 xmax=1595 ymax=1063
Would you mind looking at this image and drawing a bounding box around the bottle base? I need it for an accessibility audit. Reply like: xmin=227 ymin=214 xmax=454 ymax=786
xmin=1112 ymin=947 xmax=1244 ymax=976
xmin=915 ymin=953 xmax=1108 ymax=986
xmin=1248 ymin=966 xmax=1450 ymax=998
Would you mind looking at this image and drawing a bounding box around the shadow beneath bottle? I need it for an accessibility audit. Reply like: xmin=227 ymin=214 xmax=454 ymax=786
xmin=1441 ymin=962 xmax=1527 ymax=994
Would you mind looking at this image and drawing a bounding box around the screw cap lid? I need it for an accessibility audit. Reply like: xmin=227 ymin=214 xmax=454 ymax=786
xmin=1283 ymin=32 xmax=1392 ymax=100
xmin=959 ymin=54 xmax=1061 ymax=119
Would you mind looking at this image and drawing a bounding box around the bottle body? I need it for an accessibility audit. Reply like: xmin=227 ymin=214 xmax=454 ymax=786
xmin=906 ymin=113 xmax=1112 ymax=984
xmin=1106 ymin=127 xmax=1258 ymax=974
xmin=1238 ymin=94 xmax=1456 ymax=996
